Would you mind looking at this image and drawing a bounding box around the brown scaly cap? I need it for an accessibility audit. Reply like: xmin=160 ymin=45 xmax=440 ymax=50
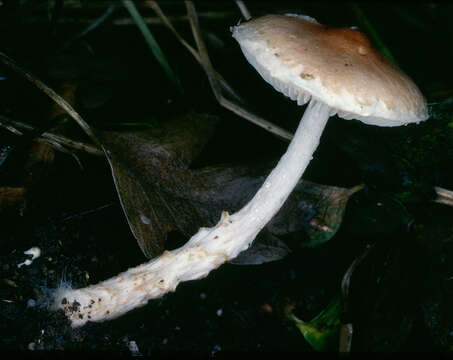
xmin=232 ymin=14 xmax=428 ymax=126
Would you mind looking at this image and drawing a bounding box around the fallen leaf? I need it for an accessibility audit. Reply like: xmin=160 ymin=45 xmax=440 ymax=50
xmin=267 ymin=181 xmax=364 ymax=247
xmin=187 ymin=166 xmax=363 ymax=258
xmin=286 ymin=294 xmax=342 ymax=352
xmin=229 ymin=230 xmax=291 ymax=265
xmin=101 ymin=112 xmax=364 ymax=258
xmin=99 ymin=111 xmax=218 ymax=258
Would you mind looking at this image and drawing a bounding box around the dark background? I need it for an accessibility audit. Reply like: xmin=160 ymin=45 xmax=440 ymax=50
xmin=0 ymin=1 xmax=452 ymax=354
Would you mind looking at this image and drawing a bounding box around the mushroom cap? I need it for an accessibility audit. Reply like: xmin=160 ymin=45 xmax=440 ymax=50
xmin=232 ymin=14 xmax=428 ymax=126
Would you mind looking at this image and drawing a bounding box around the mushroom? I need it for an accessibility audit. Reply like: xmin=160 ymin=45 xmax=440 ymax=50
xmin=53 ymin=14 xmax=428 ymax=327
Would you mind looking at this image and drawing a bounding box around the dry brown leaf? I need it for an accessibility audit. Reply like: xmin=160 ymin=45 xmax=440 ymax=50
xmin=100 ymin=111 xmax=218 ymax=258
xmin=0 ymin=187 xmax=26 ymax=213
xmin=101 ymin=111 xmax=363 ymax=259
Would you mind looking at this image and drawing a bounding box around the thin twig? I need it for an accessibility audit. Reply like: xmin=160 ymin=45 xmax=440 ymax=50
xmin=40 ymin=133 xmax=102 ymax=157
xmin=0 ymin=52 xmax=102 ymax=149
xmin=220 ymin=99 xmax=293 ymax=141
xmin=61 ymin=3 xmax=117 ymax=51
xmin=146 ymin=1 xmax=198 ymax=61
xmin=186 ymin=1 xmax=222 ymax=102
xmin=185 ymin=1 xmax=293 ymax=142
xmin=36 ymin=137 xmax=84 ymax=169
xmin=0 ymin=121 xmax=23 ymax=136
xmin=235 ymin=1 xmax=251 ymax=20
xmin=0 ymin=116 xmax=103 ymax=156
xmin=62 ymin=203 xmax=114 ymax=221
xmin=145 ymin=1 xmax=242 ymax=103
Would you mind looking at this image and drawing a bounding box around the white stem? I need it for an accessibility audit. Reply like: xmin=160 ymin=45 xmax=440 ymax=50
xmin=53 ymin=100 xmax=331 ymax=327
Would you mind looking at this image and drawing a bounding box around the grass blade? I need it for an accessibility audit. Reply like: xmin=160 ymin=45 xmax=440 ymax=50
xmin=0 ymin=51 xmax=101 ymax=148
xmin=349 ymin=3 xmax=399 ymax=66
xmin=122 ymin=0 xmax=183 ymax=94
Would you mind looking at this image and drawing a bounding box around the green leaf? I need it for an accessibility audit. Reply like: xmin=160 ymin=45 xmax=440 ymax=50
xmin=286 ymin=294 xmax=342 ymax=352
xmin=303 ymin=183 xmax=364 ymax=247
